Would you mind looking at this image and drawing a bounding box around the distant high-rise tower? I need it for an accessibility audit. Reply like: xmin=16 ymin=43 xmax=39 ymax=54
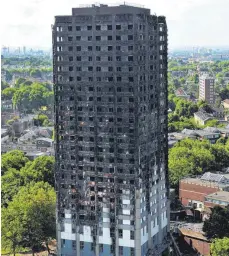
xmin=53 ymin=4 xmax=169 ymax=256
xmin=199 ymin=74 xmax=215 ymax=104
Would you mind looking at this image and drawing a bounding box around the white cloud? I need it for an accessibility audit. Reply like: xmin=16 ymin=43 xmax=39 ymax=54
xmin=1 ymin=0 xmax=229 ymax=48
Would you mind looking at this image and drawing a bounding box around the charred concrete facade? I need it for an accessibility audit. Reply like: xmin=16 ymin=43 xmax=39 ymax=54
xmin=53 ymin=4 xmax=169 ymax=256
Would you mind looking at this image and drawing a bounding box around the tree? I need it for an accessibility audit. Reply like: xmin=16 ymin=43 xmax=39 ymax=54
xmin=1 ymin=150 xmax=29 ymax=174
xmin=211 ymin=237 xmax=229 ymax=256
xmin=1 ymin=80 xmax=10 ymax=90
xmin=29 ymin=83 xmax=49 ymax=109
xmin=15 ymin=78 xmax=27 ymax=88
xmin=1 ymin=206 xmax=24 ymax=256
xmin=1 ymin=168 xmax=23 ymax=207
xmin=169 ymin=139 xmax=215 ymax=186
xmin=20 ymin=156 xmax=55 ymax=187
xmin=30 ymin=69 xmax=42 ymax=78
xmin=2 ymin=87 xmax=16 ymax=100
xmin=210 ymin=144 xmax=229 ymax=171
xmin=12 ymin=85 xmax=31 ymax=112
xmin=1 ymin=182 xmax=56 ymax=255
xmin=203 ymin=206 xmax=229 ymax=239
xmin=33 ymin=113 xmax=49 ymax=126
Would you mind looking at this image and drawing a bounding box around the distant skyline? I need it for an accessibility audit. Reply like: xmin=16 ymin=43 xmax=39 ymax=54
xmin=1 ymin=0 xmax=229 ymax=49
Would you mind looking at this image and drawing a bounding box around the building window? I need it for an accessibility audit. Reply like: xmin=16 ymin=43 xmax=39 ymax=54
xmin=80 ymin=242 xmax=84 ymax=250
xmin=72 ymin=241 xmax=76 ymax=250
xmin=96 ymin=56 xmax=101 ymax=61
xmin=76 ymin=46 xmax=81 ymax=51
xmin=118 ymin=229 xmax=123 ymax=238
xmin=87 ymin=25 xmax=92 ymax=30
xmin=68 ymin=26 xmax=72 ymax=31
xmin=99 ymin=244 xmax=103 ymax=252
xmin=68 ymin=46 xmax=73 ymax=51
xmin=116 ymin=24 xmax=121 ymax=30
xmin=128 ymin=24 xmax=133 ymax=29
xmin=128 ymin=35 xmax=133 ymax=40
xmin=68 ymin=36 xmax=73 ymax=41
xmin=88 ymin=66 xmax=93 ymax=71
xmin=76 ymin=67 xmax=81 ymax=71
xmin=88 ymin=36 xmax=92 ymax=41
xmin=116 ymin=56 xmax=121 ymax=61
xmin=96 ymin=67 xmax=101 ymax=72
xmin=130 ymin=231 xmax=134 ymax=239
xmin=96 ymin=36 xmax=101 ymax=41
xmin=88 ymin=46 xmax=92 ymax=51
xmin=76 ymin=26 xmax=81 ymax=31
xmin=108 ymin=36 xmax=112 ymax=41
xmin=96 ymin=46 xmax=101 ymax=51
xmin=116 ymin=46 xmax=121 ymax=51
xmin=117 ymin=77 xmax=122 ymax=82
xmin=116 ymin=35 xmax=121 ymax=41
xmin=96 ymin=25 xmax=101 ymax=30
xmin=108 ymin=56 xmax=113 ymax=61
xmin=76 ymin=36 xmax=81 ymax=41
xmin=128 ymin=45 xmax=133 ymax=51
xmin=88 ymin=56 xmax=92 ymax=61
xmin=119 ymin=246 xmax=123 ymax=255
xmin=69 ymin=56 xmax=73 ymax=61
xmin=129 ymin=77 xmax=134 ymax=82
xmin=108 ymin=46 xmax=113 ymax=51
xmin=117 ymin=67 xmax=121 ymax=72
xmin=128 ymin=56 xmax=134 ymax=61
xmin=108 ymin=67 xmax=113 ymax=72
xmin=76 ymin=56 xmax=81 ymax=61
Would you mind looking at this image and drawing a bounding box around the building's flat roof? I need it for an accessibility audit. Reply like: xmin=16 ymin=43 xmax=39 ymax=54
xmin=180 ymin=177 xmax=229 ymax=188
xmin=223 ymin=99 xmax=229 ymax=104
xmin=205 ymin=191 xmax=229 ymax=202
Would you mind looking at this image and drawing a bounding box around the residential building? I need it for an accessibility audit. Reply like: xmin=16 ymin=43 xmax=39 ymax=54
xmin=181 ymin=128 xmax=221 ymax=143
xmin=199 ymin=74 xmax=215 ymax=104
xmin=203 ymin=127 xmax=229 ymax=138
xmin=178 ymin=223 xmax=210 ymax=256
xmin=204 ymin=191 xmax=229 ymax=209
xmin=179 ymin=172 xmax=229 ymax=211
xmin=53 ymin=4 xmax=169 ymax=256
xmin=175 ymin=88 xmax=189 ymax=100
xmin=222 ymin=99 xmax=229 ymax=109
xmin=36 ymin=137 xmax=54 ymax=150
xmin=194 ymin=111 xmax=213 ymax=126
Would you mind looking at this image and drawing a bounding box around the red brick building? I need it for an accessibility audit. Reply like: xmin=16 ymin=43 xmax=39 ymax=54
xmin=179 ymin=173 xmax=229 ymax=211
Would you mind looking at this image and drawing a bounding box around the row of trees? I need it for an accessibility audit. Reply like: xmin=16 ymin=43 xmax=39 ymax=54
xmin=169 ymin=138 xmax=229 ymax=187
xmin=1 ymin=150 xmax=56 ymax=255
xmin=1 ymin=79 xmax=53 ymax=113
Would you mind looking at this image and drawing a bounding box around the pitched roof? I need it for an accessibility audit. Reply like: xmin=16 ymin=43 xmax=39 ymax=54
xmin=194 ymin=111 xmax=212 ymax=121
xmin=201 ymin=172 xmax=229 ymax=183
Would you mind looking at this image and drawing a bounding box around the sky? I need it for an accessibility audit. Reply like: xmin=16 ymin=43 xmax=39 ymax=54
xmin=1 ymin=0 xmax=229 ymax=50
